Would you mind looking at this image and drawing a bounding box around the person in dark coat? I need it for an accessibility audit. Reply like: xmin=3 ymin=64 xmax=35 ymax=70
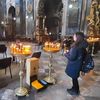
xmin=64 ymin=32 xmax=88 ymax=95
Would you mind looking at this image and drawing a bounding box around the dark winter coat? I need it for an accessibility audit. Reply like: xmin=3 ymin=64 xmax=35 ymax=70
xmin=65 ymin=40 xmax=88 ymax=79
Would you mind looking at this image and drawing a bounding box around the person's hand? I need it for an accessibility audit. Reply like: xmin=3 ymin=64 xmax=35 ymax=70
xmin=80 ymin=72 xmax=85 ymax=76
xmin=63 ymin=51 xmax=66 ymax=54
xmin=64 ymin=50 xmax=69 ymax=54
xmin=66 ymin=50 xmax=69 ymax=53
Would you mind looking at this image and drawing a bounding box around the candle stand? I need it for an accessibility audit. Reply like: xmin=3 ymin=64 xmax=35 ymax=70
xmin=15 ymin=55 xmax=28 ymax=96
xmin=87 ymin=38 xmax=99 ymax=56
xmin=10 ymin=43 xmax=31 ymax=96
xmin=44 ymin=52 xmax=55 ymax=84
xmin=43 ymin=42 xmax=60 ymax=84
xmin=87 ymin=37 xmax=100 ymax=75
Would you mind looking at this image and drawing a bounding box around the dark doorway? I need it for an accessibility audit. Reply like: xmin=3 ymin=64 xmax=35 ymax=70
xmin=6 ymin=5 xmax=16 ymax=40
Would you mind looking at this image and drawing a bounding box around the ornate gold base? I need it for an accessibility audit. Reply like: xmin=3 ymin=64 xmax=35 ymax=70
xmin=15 ymin=87 xmax=28 ymax=96
xmin=44 ymin=76 xmax=56 ymax=84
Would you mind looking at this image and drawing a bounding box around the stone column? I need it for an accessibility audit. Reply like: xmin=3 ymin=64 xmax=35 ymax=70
xmin=61 ymin=0 xmax=69 ymax=36
xmin=79 ymin=0 xmax=87 ymax=32
xmin=15 ymin=0 xmax=20 ymax=35
xmin=26 ymin=0 xmax=28 ymax=36
xmin=20 ymin=0 xmax=26 ymax=36
xmin=0 ymin=0 xmax=6 ymax=37
xmin=84 ymin=0 xmax=92 ymax=34
xmin=34 ymin=0 xmax=40 ymax=21
xmin=26 ymin=0 xmax=33 ymax=37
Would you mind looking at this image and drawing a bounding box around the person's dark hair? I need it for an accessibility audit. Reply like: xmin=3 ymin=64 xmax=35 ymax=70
xmin=75 ymin=32 xmax=85 ymax=38
xmin=71 ymin=32 xmax=85 ymax=47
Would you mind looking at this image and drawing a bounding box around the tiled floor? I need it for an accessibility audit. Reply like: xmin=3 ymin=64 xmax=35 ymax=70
xmin=0 ymin=42 xmax=100 ymax=100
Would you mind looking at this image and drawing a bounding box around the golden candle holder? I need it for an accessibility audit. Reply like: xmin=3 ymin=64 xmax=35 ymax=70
xmin=87 ymin=37 xmax=99 ymax=56
xmin=10 ymin=43 xmax=32 ymax=96
xmin=43 ymin=42 xmax=60 ymax=84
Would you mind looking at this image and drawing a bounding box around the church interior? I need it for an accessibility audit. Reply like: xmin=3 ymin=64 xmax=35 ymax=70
xmin=0 ymin=0 xmax=100 ymax=100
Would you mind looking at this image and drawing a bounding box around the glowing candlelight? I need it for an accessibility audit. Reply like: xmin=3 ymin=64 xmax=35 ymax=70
xmin=44 ymin=41 xmax=61 ymax=51
xmin=56 ymin=43 xmax=60 ymax=48
xmin=10 ymin=43 xmax=32 ymax=55
xmin=23 ymin=45 xmax=31 ymax=54
xmin=45 ymin=42 xmax=49 ymax=47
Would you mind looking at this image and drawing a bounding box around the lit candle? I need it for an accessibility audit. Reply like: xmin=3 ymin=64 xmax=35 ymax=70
xmin=10 ymin=43 xmax=31 ymax=55
xmin=56 ymin=43 xmax=60 ymax=48
xmin=45 ymin=42 xmax=49 ymax=47
xmin=10 ymin=43 xmax=14 ymax=53
xmin=23 ymin=45 xmax=31 ymax=55
xmin=49 ymin=42 xmax=52 ymax=48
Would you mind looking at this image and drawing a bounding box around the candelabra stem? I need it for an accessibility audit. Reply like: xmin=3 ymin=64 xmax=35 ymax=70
xmin=15 ymin=56 xmax=28 ymax=96
xmin=44 ymin=53 xmax=55 ymax=84
xmin=91 ymin=42 xmax=95 ymax=56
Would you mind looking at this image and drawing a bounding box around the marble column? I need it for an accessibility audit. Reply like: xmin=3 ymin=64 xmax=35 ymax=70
xmin=24 ymin=0 xmax=39 ymax=38
xmin=79 ymin=0 xmax=87 ymax=32
xmin=0 ymin=0 xmax=6 ymax=35
xmin=84 ymin=0 xmax=92 ymax=34
xmin=20 ymin=0 xmax=26 ymax=36
xmin=61 ymin=0 xmax=69 ymax=36
xmin=15 ymin=0 xmax=21 ymax=36
xmin=34 ymin=0 xmax=40 ymax=22
xmin=26 ymin=0 xmax=28 ymax=36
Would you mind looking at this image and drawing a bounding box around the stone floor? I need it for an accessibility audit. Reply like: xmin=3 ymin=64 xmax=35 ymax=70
xmin=0 ymin=42 xmax=100 ymax=100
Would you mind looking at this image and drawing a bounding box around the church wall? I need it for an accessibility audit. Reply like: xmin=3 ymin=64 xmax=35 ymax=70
xmin=0 ymin=0 xmax=35 ymax=39
xmin=0 ymin=0 xmax=93 ymax=40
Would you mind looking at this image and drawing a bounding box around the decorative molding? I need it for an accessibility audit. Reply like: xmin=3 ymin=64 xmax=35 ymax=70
xmin=87 ymin=0 xmax=100 ymax=35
